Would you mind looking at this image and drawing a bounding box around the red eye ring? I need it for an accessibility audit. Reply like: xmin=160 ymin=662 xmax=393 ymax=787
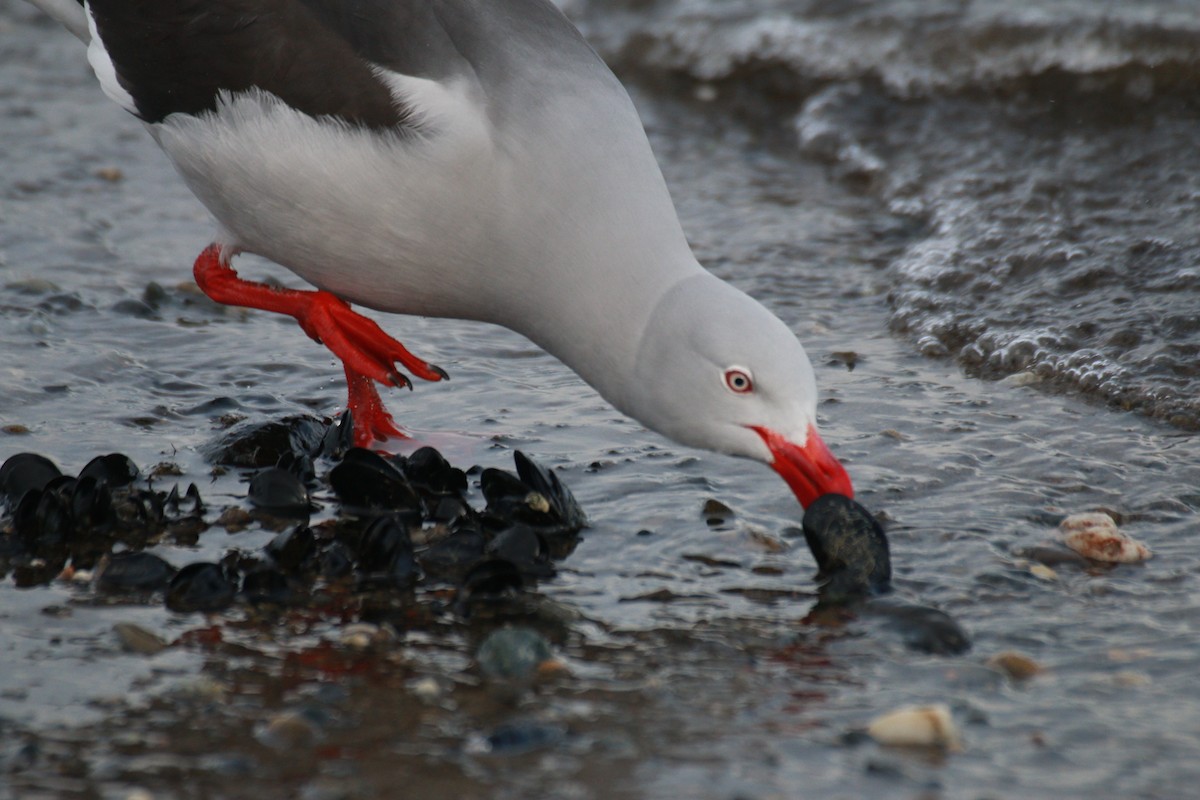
xmin=723 ymin=367 xmax=754 ymax=394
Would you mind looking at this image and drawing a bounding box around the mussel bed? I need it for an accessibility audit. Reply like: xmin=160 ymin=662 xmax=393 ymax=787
xmin=0 ymin=415 xmax=587 ymax=623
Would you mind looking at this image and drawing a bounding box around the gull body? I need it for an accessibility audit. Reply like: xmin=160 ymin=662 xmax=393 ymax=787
xmin=23 ymin=0 xmax=853 ymax=506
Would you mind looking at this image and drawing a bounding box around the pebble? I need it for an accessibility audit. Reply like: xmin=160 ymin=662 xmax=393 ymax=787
xmin=216 ymin=507 xmax=253 ymax=532
xmin=1029 ymin=563 xmax=1058 ymax=581
xmin=1060 ymin=513 xmax=1151 ymax=563
xmin=339 ymin=623 xmax=395 ymax=649
xmin=258 ymin=710 xmax=322 ymax=750
xmin=986 ymin=651 xmax=1042 ymax=680
xmin=113 ymin=622 xmax=169 ymax=655
xmin=409 ymin=676 xmax=442 ymax=704
xmin=866 ymin=704 xmax=962 ymax=750
xmin=476 ymin=626 xmax=556 ymax=682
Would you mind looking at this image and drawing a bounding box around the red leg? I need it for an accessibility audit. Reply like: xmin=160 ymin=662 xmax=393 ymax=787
xmin=344 ymin=366 xmax=407 ymax=446
xmin=193 ymin=244 xmax=446 ymax=445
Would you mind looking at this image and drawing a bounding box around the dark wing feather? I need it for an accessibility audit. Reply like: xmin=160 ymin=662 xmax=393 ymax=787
xmin=85 ymin=0 xmax=453 ymax=129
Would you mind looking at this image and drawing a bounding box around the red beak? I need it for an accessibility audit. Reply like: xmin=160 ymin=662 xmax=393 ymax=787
xmin=750 ymin=424 xmax=853 ymax=509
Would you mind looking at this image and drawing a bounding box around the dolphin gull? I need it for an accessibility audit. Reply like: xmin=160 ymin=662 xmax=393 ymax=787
xmin=21 ymin=0 xmax=854 ymax=508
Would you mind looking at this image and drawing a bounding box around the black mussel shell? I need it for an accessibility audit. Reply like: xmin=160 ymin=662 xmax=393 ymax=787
xmin=402 ymin=447 xmax=467 ymax=495
xmin=355 ymin=515 xmax=419 ymax=587
xmin=248 ymin=467 xmax=312 ymax=517
xmin=513 ymin=451 xmax=586 ymax=531
xmin=317 ymin=540 xmax=355 ymax=580
xmin=480 ymin=468 xmax=534 ymax=513
xmin=70 ymin=476 xmax=113 ymax=530
xmin=96 ymin=552 xmax=177 ymax=593
xmin=275 ymin=451 xmax=315 ymax=484
xmin=14 ymin=488 xmax=73 ymax=549
xmin=0 ymin=453 xmax=62 ymax=508
xmin=418 ymin=525 xmax=488 ymax=580
xmin=264 ymin=526 xmax=317 ymax=572
xmin=166 ymin=562 xmax=236 ymax=613
xmin=459 ymin=558 xmax=524 ymax=602
xmin=317 ymin=411 xmax=355 ymax=460
xmin=165 ymin=483 xmax=204 ymax=515
xmin=205 ymin=416 xmax=329 ymax=468
xmin=329 ymin=449 xmax=422 ymax=511
xmin=241 ymin=568 xmax=295 ymax=606
xmin=486 ymin=523 xmax=552 ymax=576
xmin=480 ymin=452 xmax=586 ymax=533
xmin=802 ymin=493 xmax=891 ymax=601
xmin=78 ymin=453 xmax=139 ymax=488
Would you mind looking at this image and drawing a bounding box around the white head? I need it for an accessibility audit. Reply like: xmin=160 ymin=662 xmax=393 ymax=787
xmin=620 ymin=274 xmax=853 ymax=509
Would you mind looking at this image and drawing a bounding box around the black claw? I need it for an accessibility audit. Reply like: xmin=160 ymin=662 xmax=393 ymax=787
xmin=390 ymin=371 xmax=413 ymax=391
xmin=430 ymin=364 xmax=450 ymax=381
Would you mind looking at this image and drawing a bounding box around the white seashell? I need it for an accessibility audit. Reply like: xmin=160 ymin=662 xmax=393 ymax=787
xmin=1060 ymin=513 xmax=1151 ymax=563
xmin=866 ymin=703 xmax=961 ymax=750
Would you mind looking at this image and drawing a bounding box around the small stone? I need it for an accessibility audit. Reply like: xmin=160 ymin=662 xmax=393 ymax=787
xmin=1029 ymin=563 xmax=1058 ymax=581
xmin=476 ymin=626 xmax=555 ymax=682
xmin=216 ymin=507 xmax=253 ymax=532
xmin=866 ymin=704 xmax=962 ymax=750
xmin=409 ymin=676 xmax=442 ymax=704
xmin=114 ymin=622 xmax=169 ymax=655
xmin=1113 ymin=670 xmax=1152 ymax=688
xmin=95 ymin=166 xmax=124 ymax=182
xmin=258 ymin=711 xmax=321 ymax=750
xmin=1060 ymin=513 xmax=1151 ymax=563
xmin=339 ymin=623 xmax=393 ymax=649
xmin=702 ymin=498 xmax=735 ymax=521
xmin=986 ymin=651 xmax=1042 ymax=680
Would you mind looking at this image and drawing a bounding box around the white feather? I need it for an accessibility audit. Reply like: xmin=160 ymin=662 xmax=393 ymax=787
xmin=83 ymin=2 xmax=137 ymax=115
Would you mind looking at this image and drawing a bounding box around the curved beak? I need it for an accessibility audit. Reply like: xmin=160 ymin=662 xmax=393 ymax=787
xmin=749 ymin=424 xmax=853 ymax=509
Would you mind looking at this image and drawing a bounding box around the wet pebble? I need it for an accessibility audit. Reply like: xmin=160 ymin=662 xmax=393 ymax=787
xmin=986 ymin=651 xmax=1043 ymax=680
xmin=477 ymin=721 xmax=567 ymax=756
xmin=871 ymin=601 xmax=972 ymax=655
xmin=1060 ymin=512 xmax=1152 ymax=563
xmin=866 ymin=704 xmax=962 ymax=750
xmin=476 ymin=626 xmax=556 ymax=682
xmin=257 ymin=710 xmax=323 ymax=751
xmin=113 ymin=622 xmax=169 ymax=655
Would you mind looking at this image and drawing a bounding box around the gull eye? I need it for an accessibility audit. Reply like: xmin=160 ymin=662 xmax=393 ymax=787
xmin=723 ymin=367 xmax=754 ymax=394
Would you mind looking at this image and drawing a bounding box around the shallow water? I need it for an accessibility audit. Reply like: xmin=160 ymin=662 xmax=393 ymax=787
xmin=2 ymin=1 xmax=1200 ymax=798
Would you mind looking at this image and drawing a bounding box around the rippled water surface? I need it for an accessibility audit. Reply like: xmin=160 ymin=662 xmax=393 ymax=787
xmin=2 ymin=0 xmax=1199 ymax=797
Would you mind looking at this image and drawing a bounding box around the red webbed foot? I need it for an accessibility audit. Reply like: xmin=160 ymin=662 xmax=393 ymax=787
xmin=345 ymin=367 xmax=407 ymax=446
xmin=193 ymin=244 xmax=447 ymax=445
